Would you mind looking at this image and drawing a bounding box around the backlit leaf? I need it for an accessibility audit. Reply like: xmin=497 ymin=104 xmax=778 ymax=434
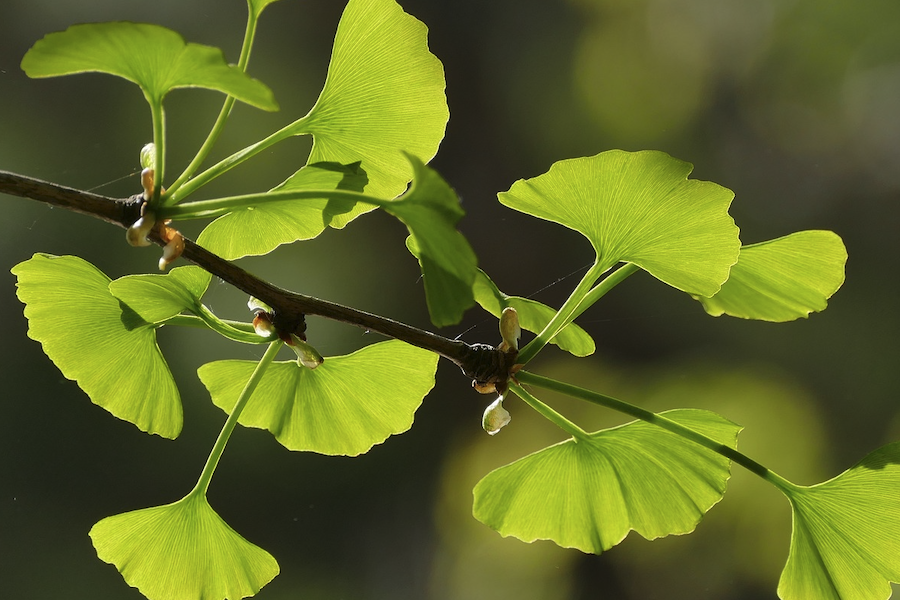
xmin=697 ymin=230 xmax=847 ymax=322
xmin=473 ymin=269 xmax=595 ymax=357
xmin=12 ymin=254 xmax=181 ymax=438
xmin=498 ymin=150 xmax=740 ymax=297
xmin=293 ymin=0 xmax=449 ymax=226
xmin=109 ymin=266 xmax=211 ymax=324
xmin=777 ymin=442 xmax=900 ymax=600
xmin=385 ymin=156 xmax=477 ymax=327
xmin=473 ymin=409 xmax=740 ymax=554
xmin=198 ymin=340 xmax=438 ymax=456
xmin=21 ymin=22 xmax=277 ymax=109
xmin=196 ymin=162 xmax=367 ymax=259
xmin=91 ymin=492 xmax=279 ymax=600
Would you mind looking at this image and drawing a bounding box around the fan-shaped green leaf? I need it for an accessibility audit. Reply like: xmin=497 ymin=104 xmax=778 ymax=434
xmin=198 ymin=340 xmax=438 ymax=456
xmin=473 ymin=409 xmax=741 ymax=554
xmin=473 ymin=269 xmax=595 ymax=357
xmin=777 ymin=442 xmax=900 ymax=600
xmin=697 ymin=230 xmax=847 ymax=322
xmin=12 ymin=254 xmax=181 ymax=438
xmin=90 ymin=492 xmax=279 ymax=600
xmin=21 ymin=22 xmax=277 ymax=109
xmin=196 ymin=162 xmax=367 ymax=259
xmin=385 ymin=156 xmax=477 ymax=327
xmin=293 ymin=0 xmax=448 ymax=226
xmin=108 ymin=266 xmax=211 ymax=324
xmin=497 ymin=150 xmax=741 ymax=297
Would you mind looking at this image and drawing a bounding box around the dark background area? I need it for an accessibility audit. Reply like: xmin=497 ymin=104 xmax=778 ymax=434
xmin=1 ymin=0 xmax=899 ymax=598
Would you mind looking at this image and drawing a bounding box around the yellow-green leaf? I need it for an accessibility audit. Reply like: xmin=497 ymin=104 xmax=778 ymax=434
xmin=697 ymin=230 xmax=847 ymax=322
xmin=198 ymin=340 xmax=438 ymax=456
xmin=12 ymin=254 xmax=182 ymax=438
xmin=293 ymin=0 xmax=448 ymax=225
xmin=22 ymin=22 xmax=277 ymax=109
xmin=91 ymin=492 xmax=279 ymax=600
xmin=474 ymin=409 xmax=740 ymax=554
xmin=498 ymin=150 xmax=740 ymax=297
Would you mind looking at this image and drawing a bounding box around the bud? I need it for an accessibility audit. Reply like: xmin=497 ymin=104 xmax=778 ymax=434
xmin=289 ymin=336 xmax=324 ymax=369
xmin=125 ymin=212 xmax=155 ymax=247
xmin=498 ymin=307 xmax=521 ymax=353
xmin=252 ymin=312 xmax=277 ymax=338
xmin=482 ymin=396 xmax=511 ymax=435
xmin=141 ymin=168 xmax=155 ymax=201
xmin=158 ymin=226 xmax=184 ymax=271
xmin=140 ymin=143 xmax=156 ymax=170
xmin=247 ymin=296 xmax=274 ymax=315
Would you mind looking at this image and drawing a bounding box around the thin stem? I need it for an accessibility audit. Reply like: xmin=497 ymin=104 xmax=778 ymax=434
xmin=190 ymin=340 xmax=283 ymax=497
xmin=517 ymin=261 xmax=608 ymax=365
xmin=570 ymin=262 xmax=640 ymax=322
xmin=167 ymin=118 xmax=304 ymax=204
xmin=160 ymin=188 xmax=378 ymax=221
xmin=149 ymin=100 xmax=166 ymax=206
xmin=509 ymin=381 xmax=589 ymax=440
xmin=516 ymin=370 xmax=795 ymax=492
xmin=194 ymin=304 xmax=275 ymax=343
xmin=164 ymin=311 xmax=272 ymax=344
xmin=164 ymin=9 xmax=260 ymax=200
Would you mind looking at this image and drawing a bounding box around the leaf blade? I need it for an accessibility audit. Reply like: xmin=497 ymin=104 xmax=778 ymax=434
xmin=196 ymin=162 xmax=368 ymax=260
xmin=12 ymin=254 xmax=182 ymax=438
xmin=697 ymin=230 xmax=847 ymax=322
xmin=91 ymin=493 xmax=279 ymax=600
xmin=473 ymin=409 xmax=740 ymax=554
xmin=108 ymin=266 xmax=211 ymax=324
xmin=778 ymin=442 xmax=900 ymax=600
xmin=21 ymin=22 xmax=277 ymax=110
xmin=198 ymin=340 xmax=439 ymax=456
xmin=498 ymin=150 xmax=741 ymax=297
xmin=295 ymin=0 xmax=448 ymax=225
xmin=388 ymin=157 xmax=478 ymax=327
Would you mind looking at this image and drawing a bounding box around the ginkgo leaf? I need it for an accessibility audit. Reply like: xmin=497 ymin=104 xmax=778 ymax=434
xmin=292 ymin=0 xmax=448 ymax=226
xmin=777 ymin=442 xmax=900 ymax=600
xmin=109 ymin=266 xmax=211 ymax=324
xmin=198 ymin=340 xmax=438 ymax=456
xmin=697 ymin=230 xmax=847 ymax=322
xmin=12 ymin=254 xmax=182 ymax=438
xmin=196 ymin=162 xmax=367 ymax=260
xmin=472 ymin=269 xmax=595 ymax=357
xmin=385 ymin=156 xmax=477 ymax=327
xmin=473 ymin=409 xmax=741 ymax=554
xmin=21 ymin=22 xmax=277 ymax=110
xmin=90 ymin=492 xmax=279 ymax=600
xmin=497 ymin=150 xmax=741 ymax=297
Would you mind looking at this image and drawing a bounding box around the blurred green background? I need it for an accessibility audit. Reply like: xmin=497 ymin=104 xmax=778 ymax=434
xmin=2 ymin=0 xmax=899 ymax=598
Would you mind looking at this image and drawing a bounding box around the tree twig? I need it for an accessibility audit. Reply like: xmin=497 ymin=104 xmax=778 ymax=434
xmin=0 ymin=169 xmax=512 ymax=385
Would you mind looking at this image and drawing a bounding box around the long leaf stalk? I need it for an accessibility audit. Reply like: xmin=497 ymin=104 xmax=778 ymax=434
xmin=164 ymin=7 xmax=261 ymax=200
xmin=167 ymin=114 xmax=314 ymax=204
xmin=149 ymin=100 xmax=166 ymax=205
xmin=509 ymin=382 xmax=589 ymax=441
xmin=160 ymin=188 xmax=379 ymax=221
xmin=190 ymin=340 xmax=283 ymax=498
xmin=518 ymin=261 xmax=635 ymax=365
xmin=516 ymin=370 xmax=796 ymax=492
xmin=569 ymin=262 xmax=640 ymax=322
xmin=165 ymin=314 xmax=266 ymax=344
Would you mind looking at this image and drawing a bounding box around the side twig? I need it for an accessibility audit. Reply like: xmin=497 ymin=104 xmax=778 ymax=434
xmin=0 ymin=170 xmax=509 ymax=385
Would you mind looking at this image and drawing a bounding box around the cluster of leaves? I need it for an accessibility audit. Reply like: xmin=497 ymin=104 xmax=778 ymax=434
xmin=9 ymin=0 xmax=900 ymax=599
